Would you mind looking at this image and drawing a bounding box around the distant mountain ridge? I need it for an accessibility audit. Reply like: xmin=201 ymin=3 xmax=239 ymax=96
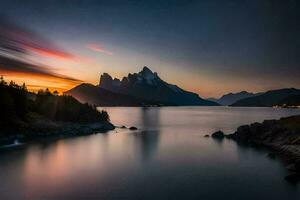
xmin=66 ymin=66 xmax=218 ymax=106
xmin=65 ymin=83 xmax=154 ymax=106
xmin=278 ymin=94 xmax=300 ymax=107
xmin=231 ymin=88 xmax=300 ymax=107
xmin=207 ymin=91 xmax=258 ymax=105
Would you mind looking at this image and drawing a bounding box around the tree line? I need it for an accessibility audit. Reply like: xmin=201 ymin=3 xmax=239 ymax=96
xmin=0 ymin=76 xmax=109 ymax=133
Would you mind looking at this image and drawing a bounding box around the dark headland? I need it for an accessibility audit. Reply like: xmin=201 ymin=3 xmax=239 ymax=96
xmin=0 ymin=78 xmax=115 ymax=146
xmin=212 ymin=115 xmax=300 ymax=183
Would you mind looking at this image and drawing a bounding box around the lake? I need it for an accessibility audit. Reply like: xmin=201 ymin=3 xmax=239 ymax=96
xmin=0 ymin=107 xmax=300 ymax=199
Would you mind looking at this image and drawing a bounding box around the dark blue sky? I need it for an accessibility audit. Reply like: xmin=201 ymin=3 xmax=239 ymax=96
xmin=1 ymin=0 xmax=299 ymax=97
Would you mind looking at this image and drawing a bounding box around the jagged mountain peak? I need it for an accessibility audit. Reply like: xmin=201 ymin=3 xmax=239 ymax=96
xmin=141 ymin=66 xmax=152 ymax=73
xmin=101 ymin=72 xmax=112 ymax=79
xmin=71 ymin=66 xmax=219 ymax=106
xmin=138 ymin=66 xmax=159 ymax=81
xmin=97 ymin=66 xmax=218 ymax=106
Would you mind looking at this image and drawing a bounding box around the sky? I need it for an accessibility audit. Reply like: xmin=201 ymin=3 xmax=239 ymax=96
xmin=0 ymin=0 xmax=299 ymax=98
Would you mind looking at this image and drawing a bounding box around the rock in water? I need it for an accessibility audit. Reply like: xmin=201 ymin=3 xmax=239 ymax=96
xmin=211 ymin=131 xmax=225 ymax=139
xmin=129 ymin=126 xmax=138 ymax=130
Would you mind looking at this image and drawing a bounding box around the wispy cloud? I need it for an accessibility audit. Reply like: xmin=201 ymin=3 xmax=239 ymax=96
xmin=0 ymin=17 xmax=81 ymax=85
xmin=0 ymin=17 xmax=74 ymax=60
xmin=87 ymin=43 xmax=113 ymax=56
xmin=26 ymin=45 xmax=74 ymax=60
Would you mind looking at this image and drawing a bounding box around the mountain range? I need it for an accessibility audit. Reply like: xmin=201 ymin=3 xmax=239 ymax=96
xmin=231 ymin=88 xmax=300 ymax=107
xmin=66 ymin=66 xmax=218 ymax=106
xmin=65 ymin=83 xmax=152 ymax=106
xmin=207 ymin=91 xmax=259 ymax=105
xmin=278 ymin=94 xmax=300 ymax=107
xmin=65 ymin=67 xmax=300 ymax=107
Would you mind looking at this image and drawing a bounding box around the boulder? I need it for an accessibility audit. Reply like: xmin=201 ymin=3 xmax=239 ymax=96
xmin=211 ymin=131 xmax=225 ymax=139
xmin=230 ymin=125 xmax=251 ymax=141
xmin=129 ymin=126 xmax=138 ymax=130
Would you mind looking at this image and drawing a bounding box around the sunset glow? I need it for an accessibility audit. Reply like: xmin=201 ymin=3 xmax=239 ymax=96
xmin=0 ymin=1 xmax=299 ymax=98
xmin=1 ymin=1 xmax=300 ymax=199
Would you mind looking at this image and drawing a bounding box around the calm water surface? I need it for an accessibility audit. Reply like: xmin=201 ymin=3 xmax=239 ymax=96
xmin=1 ymin=107 xmax=300 ymax=199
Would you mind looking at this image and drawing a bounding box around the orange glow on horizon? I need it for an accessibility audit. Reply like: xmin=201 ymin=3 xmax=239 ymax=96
xmin=0 ymin=71 xmax=82 ymax=94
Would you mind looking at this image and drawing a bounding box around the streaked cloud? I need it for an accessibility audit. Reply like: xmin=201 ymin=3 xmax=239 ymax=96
xmin=87 ymin=43 xmax=113 ymax=56
xmin=0 ymin=17 xmax=74 ymax=60
xmin=26 ymin=45 xmax=74 ymax=60
xmin=0 ymin=17 xmax=81 ymax=90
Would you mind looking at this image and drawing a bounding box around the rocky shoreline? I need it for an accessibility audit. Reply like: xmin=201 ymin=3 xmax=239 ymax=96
xmin=0 ymin=121 xmax=115 ymax=147
xmin=211 ymin=115 xmax=300 ymax=183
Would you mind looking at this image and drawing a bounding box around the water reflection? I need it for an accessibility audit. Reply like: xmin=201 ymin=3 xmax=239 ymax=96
xmin=135 ymin=107 xmax=161 ymax=160
xmin=211 ymin=136 xmax=225 ymax=148
xmin=0 ymin=107 xmax=300 ymax=199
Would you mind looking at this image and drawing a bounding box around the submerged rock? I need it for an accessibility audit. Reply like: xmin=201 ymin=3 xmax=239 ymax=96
xmin=267 ymin=152 xmax=276 ymax=159
xmin=285 ymin=173 xmax=300 ymax=183
xmin=211 ymin=131 xmax=225 ymax=139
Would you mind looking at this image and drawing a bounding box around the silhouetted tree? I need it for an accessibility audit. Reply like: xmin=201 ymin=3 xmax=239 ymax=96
xmin=0 ymin=78 xmax=110 ymax=135
xmin=53 ymin=90 xmax=59 ymax=96
xmin=21 ymin=83 xmax=27 ymax=91
xmin=0 ymin=75 xmax=6 ymax=85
